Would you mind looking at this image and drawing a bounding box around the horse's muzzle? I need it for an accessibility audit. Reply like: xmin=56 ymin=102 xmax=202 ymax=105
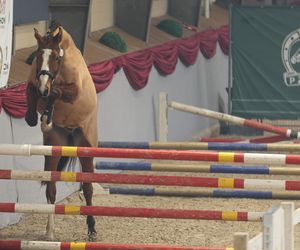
xmin=41 ymin=87 xmax=50 ymax=97
xmin=37 ymin=76 xmax=51 ymax=97
xmin=37 ymin=70 xmax=55 ymax=97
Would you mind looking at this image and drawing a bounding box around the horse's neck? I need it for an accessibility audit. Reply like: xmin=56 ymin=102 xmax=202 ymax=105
xmin=56 ymin=29 xmax=86 ymax=83
xmin=60 ymin=31 xmax=76 ymax=51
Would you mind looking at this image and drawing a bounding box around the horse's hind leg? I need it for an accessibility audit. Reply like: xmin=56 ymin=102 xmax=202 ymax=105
xmin=79 ymin=156 xmax=97 ymax=240
xmin=44 ymin=155 xmax=60 ymax=240
xmin=43 ymin=127 xmax=68 ymax=240
xmin=75 ymin=127 xmax=97 ymax=240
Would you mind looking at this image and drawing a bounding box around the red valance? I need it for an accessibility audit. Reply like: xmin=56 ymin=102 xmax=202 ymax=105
xmin=178 ymin=34 xmax=200 ymax=65
xmin=0 ymin=25 xmax=229 ymax=118
xmin=0 ymin=83 xmax=27 ymax=118
xmin=88 ymin=60 xmax=116 ymax=93
xmin=152 ymin=42 xmax=178 ymax=75
xmin=122 ymin=49 xmax=154 ymax=90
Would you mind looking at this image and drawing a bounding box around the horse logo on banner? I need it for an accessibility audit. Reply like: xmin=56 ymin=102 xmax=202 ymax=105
xmin=282 ymin=29 xmax=300 ymax=87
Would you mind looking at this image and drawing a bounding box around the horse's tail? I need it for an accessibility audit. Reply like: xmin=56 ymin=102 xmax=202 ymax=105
xmin=42 ymin=133 xmax=76 ymax=186
xmin=57 ymin=156 xmax=71 ymax=171
xmin=57 ymin=133 xmax=77 ymax=172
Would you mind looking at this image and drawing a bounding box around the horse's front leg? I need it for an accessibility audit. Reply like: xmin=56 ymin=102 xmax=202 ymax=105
xmin=79 ymin=156 xmax=97 ymax=241
xmin=41 ymin=89 xmax=61 ymax=132
xmin=25 ymin=83 xmax=39 ymax=127
xmin=44 ymin=155 xmax=60 ymax=240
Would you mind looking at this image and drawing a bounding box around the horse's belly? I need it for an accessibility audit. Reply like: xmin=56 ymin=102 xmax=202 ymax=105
xmin=36 ymin=98 xmax=97 ymax=129
xmin=52 ymin=101 xmax=96 ymax=128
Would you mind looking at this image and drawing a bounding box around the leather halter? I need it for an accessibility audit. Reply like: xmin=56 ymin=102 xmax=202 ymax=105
xmin=36 ymin=69 xmax=55 ymax=80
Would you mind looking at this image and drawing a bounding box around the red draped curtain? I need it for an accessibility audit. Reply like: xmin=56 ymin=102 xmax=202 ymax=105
xmin=0 ymin=83 xmax=28 ymax=118
xmin=0 ymin=25 xmax=229 ymax=118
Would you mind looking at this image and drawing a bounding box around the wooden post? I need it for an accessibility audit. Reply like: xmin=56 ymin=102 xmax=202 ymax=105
xmin=233 ymin=232 xmax=248 ymax=250
xmin=159 ymin=92 xmax=168 ymax=142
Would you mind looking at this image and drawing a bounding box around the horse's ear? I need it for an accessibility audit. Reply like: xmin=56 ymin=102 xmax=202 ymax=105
xmin=34 ymin=28 xmax=43 ymax=45
xmin=53 ymin=27 xmax=63 ymax=45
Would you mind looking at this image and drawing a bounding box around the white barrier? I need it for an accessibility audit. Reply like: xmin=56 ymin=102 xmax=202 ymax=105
xmin=234 ymin=202 xmax=295 ymax=250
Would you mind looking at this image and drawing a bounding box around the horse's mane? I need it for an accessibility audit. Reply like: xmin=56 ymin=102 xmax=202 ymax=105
xmin=49 ymin=22 xmax=76 ymax=50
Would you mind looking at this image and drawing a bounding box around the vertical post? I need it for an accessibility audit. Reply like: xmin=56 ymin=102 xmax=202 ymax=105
xmin=86 ymin=0 xmax=93 ymax=38
xmin=281 ymin=202 xmax=294 ymax=250
xmin=233 ymin=232 xmax=248 ymax=250
xmin=228 ymin=5 xmax=232 ymax=115
xmin=204 ymin=0 xmax=210 ymax=18
xmin=159 ymin=92 xmax=168 ymax=142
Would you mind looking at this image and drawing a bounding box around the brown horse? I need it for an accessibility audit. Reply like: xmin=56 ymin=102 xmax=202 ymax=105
xmin=25 ymin=25 xmax=98 ymax=240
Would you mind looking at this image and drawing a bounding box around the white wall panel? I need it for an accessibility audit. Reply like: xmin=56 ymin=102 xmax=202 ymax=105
xmin=151 ymin=0 xmax=168 ymax=17
xmin=14 ymin=21 xmax=47 ymax=50
xmin=90 ymin=0 xmax=114 ymax=32
xmin=0 ymin=113 xmax=19 ymax=228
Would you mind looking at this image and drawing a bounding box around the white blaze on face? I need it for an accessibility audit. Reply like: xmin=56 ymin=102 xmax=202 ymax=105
xmin=39 ymin=49 xmax=52 ymax=94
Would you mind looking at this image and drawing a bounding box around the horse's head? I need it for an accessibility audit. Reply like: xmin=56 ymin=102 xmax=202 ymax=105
xmin=34 ymin=27 xmax=64 ymax=97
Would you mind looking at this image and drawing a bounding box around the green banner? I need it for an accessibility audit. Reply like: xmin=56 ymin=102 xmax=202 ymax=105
xmin=231 ymin=6 xmax=300 ymax=119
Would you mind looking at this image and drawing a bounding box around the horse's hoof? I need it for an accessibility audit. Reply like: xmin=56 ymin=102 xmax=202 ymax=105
xmin=25 ymin=112 xmax=38 ymax=127
xmin=41 ymin=122 xmax=53 ymax=132
xmin=41 ymin=117 xmax=53 ymax=132
xmin=44 ymin=232 xmax=55 ymax=241
xmin=78 ymin=191 xmax=84 ymax=202
xmin=88 ymin=231 xmax=97 ymax=242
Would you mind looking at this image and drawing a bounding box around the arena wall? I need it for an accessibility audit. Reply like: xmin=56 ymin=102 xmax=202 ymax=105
xmin=98 ymin=45 xmax=228 ymax=141
xmin=14 ymin=21 xmax=47 ymax=50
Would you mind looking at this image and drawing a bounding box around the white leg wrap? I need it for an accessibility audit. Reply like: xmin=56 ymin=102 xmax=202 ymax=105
xmin=41 ymin=117 xmax=53 ymax=132
xmin=45 ymin=200 xmax=55 ymax=240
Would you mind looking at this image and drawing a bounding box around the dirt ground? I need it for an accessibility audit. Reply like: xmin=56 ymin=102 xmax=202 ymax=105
xmin=1 ymin=162 xmax=300 ymax=249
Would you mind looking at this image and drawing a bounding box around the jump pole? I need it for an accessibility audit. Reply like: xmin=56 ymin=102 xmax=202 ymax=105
xmin=1 ymin=169 xmax=300 ymax=191
xmin=98 ymin=141 xmax=300 ymax=152
xmin=200 ymin=134 xmax=289 ymax=143
xmin=108 ymin=186 xmax=300 ymax=200
xmin=168 ymin=100 xmax=300 ymax=139
xmin=4 ymin=144 xmax=300 ymax=165
xmin=0 ymin=203 xmax=263 ymax=222
xmin=0 ymin=240 xmax=233 ymax=250
xmin=95 ymin=161 xmax=300 ymax=175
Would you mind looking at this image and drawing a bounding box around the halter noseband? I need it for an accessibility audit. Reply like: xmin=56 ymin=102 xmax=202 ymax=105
xmin=36 ymin=69 xmax=55 ymax=80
